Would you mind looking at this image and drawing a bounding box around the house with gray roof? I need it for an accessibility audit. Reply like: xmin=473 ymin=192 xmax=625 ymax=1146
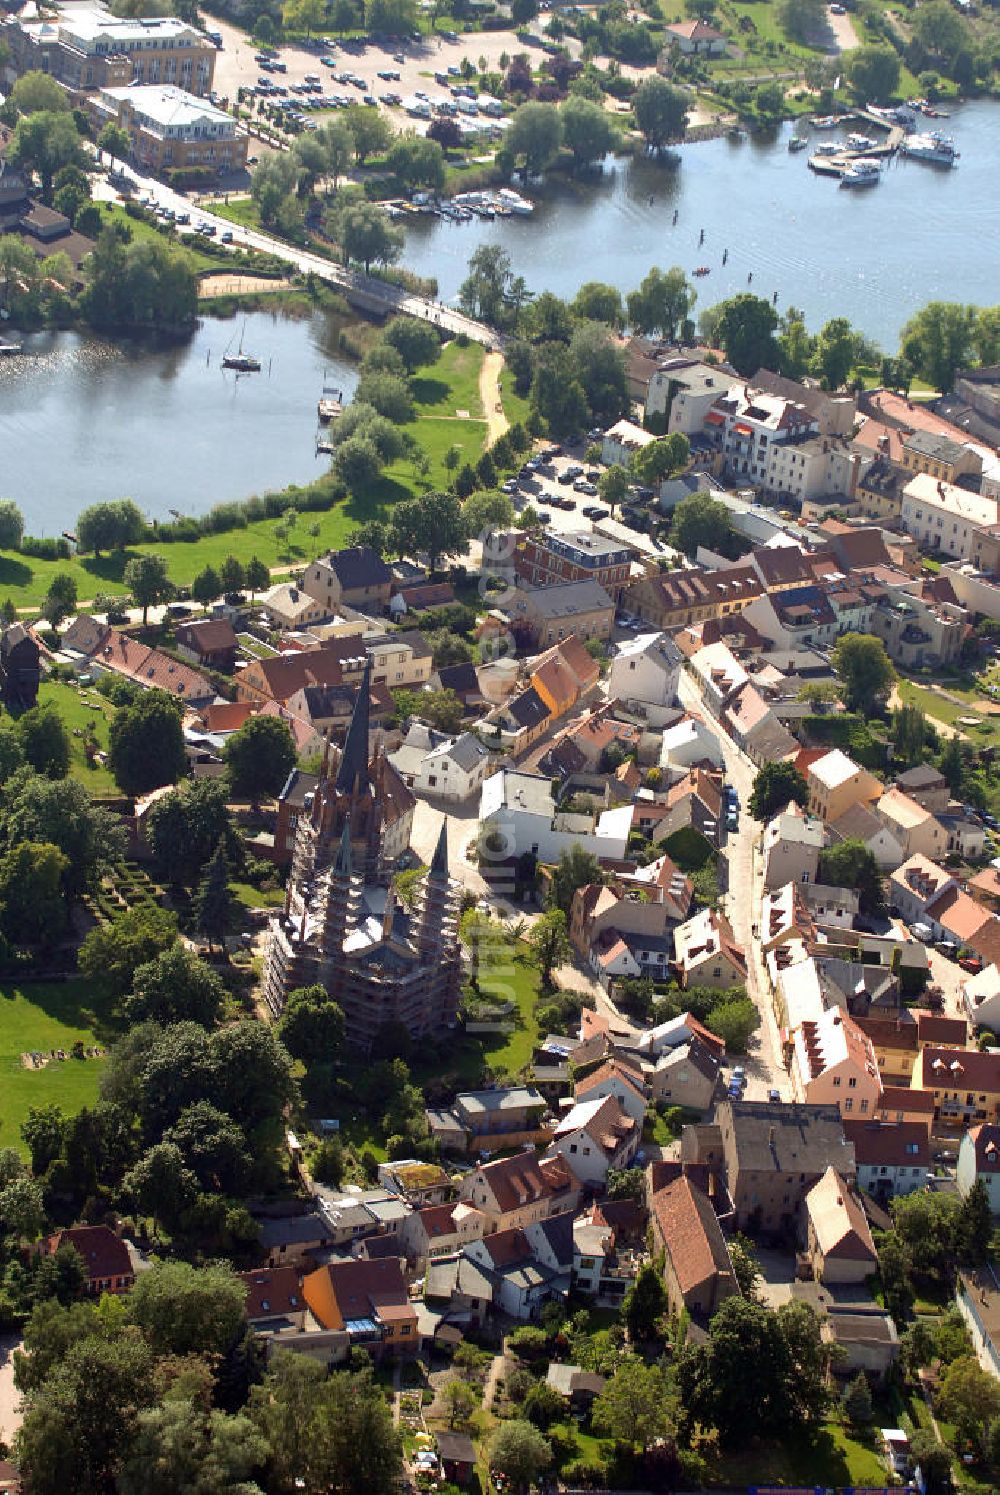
xmin=389 ymin=722 xmax=490 ymax=803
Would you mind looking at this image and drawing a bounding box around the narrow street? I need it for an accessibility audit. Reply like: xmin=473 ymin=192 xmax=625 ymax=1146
xmin=677 ymin=671 xmax=790 ymax=1100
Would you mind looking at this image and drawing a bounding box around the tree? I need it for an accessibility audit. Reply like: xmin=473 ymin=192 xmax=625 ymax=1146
xmin=125 ymin=944 xmax=225 ymax=1030
xmin=389 ymin=491 xmax=468 ymax=572
xmin=670 ymin=490 xmax=738 ymax=560
xmin=0 ymin=500 xmax=24 ymax=551
xmin=627 ymin=265 xmax=694 ymax=343
xmin=123 ymin=553 xmax=172 ymax=627
xmin=0 ymin=841 xmax=68 ymax=946
xmin=387 ymin=133 xmax=445 ymax=193
xmin=354 ymin=368 xmax=413 ymax=423
xmin=622 ymin=1262 xmax=668 ymax=1342
xmin=938 ymin=1354 xmax=1000 ymax=1459
xmin=108 ymin=688 xmax=186 ymax=797
xmin=335 ymin=434 xmax=384 ymax=491
xmin=0 ymin=1174 xmax=44 ymax=1240
xmin=251 ymin=1355 xmax=402 ymax=1495
xmin=462 ymin=489 xmax=515 ymax=538
xmin=460 ymin=245 xmax=524 ymax=329
xmin=831 ymin=632 xmax=895 ymax=717
xmin=78 ymin=904 xmax=178 ymax=996
xmin=382 ymin=315 xmax=440 ymax=373
xmin=427 ymin=114 xmax=462 ymax=150
xmin=528 ymin=908 xmax=570 ymax=988
xmin=572 ymin=281 xmax=624 ymax=329
xmin=908 ymin=1431 xmax=952 ymax=1495
xmin=244 ymin=557 xmax=269 ymax=599
xmin=843 ymin=1371 xmax=873 ymax=1425
xmin=9 ymin=111 xmax=82 ymax=203
xmin=729 ymin=1233 xmax=762 ymax=1299
xmin=217 ymin=554 xmax=245 ymax=599
xmin=846 ymin=44 xmax=901 ymax=104
xmin=75 ymin=498 xmax=145 ymax=557
xmin=531 ymin=340 xmax=588 ymax=438
xmin=810 ymin=316 xmax=858 ymax=389
xmin=16 ymin=704 xmax=70 ymax=779
xmin=633 ymin=74 xmax=688 ymax=149
xmin=128 ymin=1260 xmax=247 ymax=1358
xmin=776 ymin=0 xmax=825 ymax=43
xmin=507 ymin=101 xmax=563 ymax=177
xmin=96 ymin=123 xmax=130 ymax=163
xmin=2 ymin=774 xmax=126 ymax=893
xmin=818 ymin=839 xmax=886 ymax=915
xmin=560 ymin=94 xmax=614 ymax=168
xmin=592 ymin=1356 xmax=676 ymax=1450
xmin=193 ymin=840 xmax=232 ymax=952
xmin=442 ymin=1377 xmax=479 ymax=1430
xmin=343 ymin=106 xmax=392 ymax=166
xmin=223 ymin=715 xmax=296 ymax=806
xmin=901 ymin=301 xmax=976 ymax=393
xmin=599 ymin=465 xmax=631 ymax=516
xmin=913 ymin=0 xmax=967 ymax=60
xmin=15 ymin=1331 xmax=156 ymax=1494
xmin=11 ymin=71 xmax=72 ymax=116
xmin=145 ymin=779 xmax=234 ymax=887
xmin=278 ymin=984 xmax=346 ymax=1064
xmin=119 ymin=1399 xmax=268 ymax=1495
xmin=84 ymin=229 xmax=196 ymax=333
xmin=893 ymin=703 xmax=932 ymax=768
xmin=957 ymin=1178 xmax=992 ymax=1267
xmin=548 ymin=846 xmax=605 ymax=915
xmin=487 ymin=1419 xmax=552 ymax=1494
xmin=21 ymin=1104 xmax=67 ymax=1176
xmin=706 ymin=996 xmax=760 ymax=1053
xmin=332 ymin=200 xmax=403 ymax=273
xmin=392 ymin=686 xmax=464 ymax=735
xmin=191 ymin=565 xmax=221 ymax=609
xmin=569 ymin=321 xmax=630 ymax=426
xmin=714 ymin=293 xmax=780 ymax=376
xmin=42 ymin=571 xmax=77 ymax=627
xmin=632 ymin=432 xmax=690 ymax=487
xmin=283 ymin=0 xmax=326 ymax=34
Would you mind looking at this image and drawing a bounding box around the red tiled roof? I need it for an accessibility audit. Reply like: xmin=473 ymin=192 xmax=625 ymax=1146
xmin=241 ymin=1264 xmax=302 ymax=1318
xmin=42 ymin=1225 xmax=132 ymax=1283
xmin=650 ymin=1176 xmax=733 ymax=1296
xmin=916 ymin=1011 xmax=967 ymax=1047
xmin=920 ymin=1046 xmax=1000 ymax=1093
xmin=843 ymin=1119 xmax=929 ymax=1170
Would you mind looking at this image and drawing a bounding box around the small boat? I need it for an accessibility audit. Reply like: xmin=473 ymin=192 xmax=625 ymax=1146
xmin=846 ymin=133 xmax=877 ymax=152
xmin=840 ymin=160 xmax=881 ymax=187
xmin=788 ymin=135 xmax=807 ymax=152
xmin=317 ymin=386 xmax=343 ymax=423
xmin=0 ymin=337 xmax=22 ymax=355
xmin=222 ymin=320 xmax=261 ymax=373
xmin=814 ymin=141 xmax=840 ymax=156
xmin=496 ymin=187 xmax=533 ymax=216
xmin=692 ymin=265 xmax=711 ymax=276
xmin=811 ymin=114 xmax=839 ymax=130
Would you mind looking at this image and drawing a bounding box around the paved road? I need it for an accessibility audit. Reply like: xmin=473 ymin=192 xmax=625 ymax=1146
xmin=0 ymin=1334 xmax=23 ymax=1447
xmin=677 ymin=670 xmax=790 ymax=1101
xmin=93 ymin=167 xmax=499 ymax=347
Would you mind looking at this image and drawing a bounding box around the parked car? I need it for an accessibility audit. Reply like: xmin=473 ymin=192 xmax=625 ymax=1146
xmin=768 ymin=1088 xmax=781 ymax=1103
xmin=959 ymin=956 xmax=983 ymax=974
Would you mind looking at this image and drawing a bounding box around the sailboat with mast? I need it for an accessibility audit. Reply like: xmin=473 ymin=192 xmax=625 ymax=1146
xmin=221 ymin=320 xmax=261 ymax=373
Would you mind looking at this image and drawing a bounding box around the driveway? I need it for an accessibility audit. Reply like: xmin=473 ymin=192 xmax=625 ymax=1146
xmin=410 ymin=797 xmax=488 ymax=898
xmin=0 ymin=1334 xmax=23 ymax=1446
xmin=826 ymin=5 xmax=860 ymax=52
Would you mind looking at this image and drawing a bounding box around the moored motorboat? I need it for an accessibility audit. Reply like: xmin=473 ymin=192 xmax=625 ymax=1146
xmin=840 ymin=159 xmax=881 ymax=187
xmin=902 ymin=130 xmax=959 ymax=166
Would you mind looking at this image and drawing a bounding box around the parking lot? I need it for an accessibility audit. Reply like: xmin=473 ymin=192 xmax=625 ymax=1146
xmin=208 ymin=16 xmax=578 ymax=136
xmin=503 ymin=439 xmax=663 ymax=543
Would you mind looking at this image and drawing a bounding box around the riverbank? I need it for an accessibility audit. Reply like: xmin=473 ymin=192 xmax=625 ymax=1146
xmin=0 ymin=338 xmax=495 ymax=613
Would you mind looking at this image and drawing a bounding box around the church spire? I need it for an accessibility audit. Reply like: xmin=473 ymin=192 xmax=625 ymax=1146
xmin=334 ymin=819 xmax=353 ymax=877
xmin=335 ymin=655 xmax=371 ymax=795
xmin=429 ymin=818 xmax=449 ymax=880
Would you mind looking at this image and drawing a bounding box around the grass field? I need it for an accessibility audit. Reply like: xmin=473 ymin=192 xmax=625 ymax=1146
xmin=0 ymin=341 xmax=492 ymax=612
xmin=474 ymin=937 xmax=542 ymax=1075
xmin=97 ymin=201 xmax=220 ymax=275
xmin=898 ymin=679 xmax=1000 ymax=750
xmin=705 ymin=1418 xmax=889 ymax=1487
xmin=35 ymin=679 xmax=119 ymax=795
xmin=0 ymin=982 xmax=108 ymax=1156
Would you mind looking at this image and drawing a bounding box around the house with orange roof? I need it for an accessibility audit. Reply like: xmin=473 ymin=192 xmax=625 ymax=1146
xmin=398 ymin=1201 xmax=487 ymax=1268
xmin=924 ymin=884 xmax=993 ymax=949
xmin=458 ymin=1150 xmax=582 ymax=1232
xmin=673 ymin=906 xmax=746 ymax=990
xmin=913 ymin=1046 xmax=1000 ymax=1129
xmin=875 ymin=786 xmax=948 ymax=862
xmin=548 ymin=1094 xmax=639 ymax=1186
xmin=791 ymin=1007 xmax=882 ymax=1121
xmin=875 ymin=1083 xmax=936 ymax=1135
xmin=529 ymin=635 xmax=599 ymax=721
xmin=649 ymin=1173 xmax=737 ymax=1320
xmin=574 ymin=1057 xmax=649 ymax=1126
xmin=62 ymin=615 xmax=214 ymax=705
xmin=302 ymin=1257 xmax=417 ymax=1356
xmin=971 ymin=866 xmax=1000 ymax=913
xmin=804 ymin=1167 xmax=878 ymax=1284
xmin=889 ymin=853 xmax=957 ymax=927
xmin=662 ymin=17 xmax=727 ymax=53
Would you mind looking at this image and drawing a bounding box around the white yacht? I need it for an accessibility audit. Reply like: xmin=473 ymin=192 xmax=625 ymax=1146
xmin=846 ymin=133 xmax=877 ymax=152
xmin=497 ymin=188 xmax=534 ymax=215
xmin=903 ymin=131 xmax=959 ymax=166
xmin=840 ymin=160 xmax=881 ymax=188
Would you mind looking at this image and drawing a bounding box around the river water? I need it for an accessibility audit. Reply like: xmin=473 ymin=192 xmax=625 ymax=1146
xmin=0 ymin=306 xmax=357 ymax=536
xmin=400 ymin=99 xmax=1000 ymax=352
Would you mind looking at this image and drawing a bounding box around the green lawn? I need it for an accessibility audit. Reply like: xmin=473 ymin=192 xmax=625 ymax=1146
xmin=35 ymin=679 xmax=119 ymax=795
xmin=415 ymin=340 xmax=485 ymax=420
xmin=0 ymin=982 xmax=108 ymax=1156
xmin=475 ymin=938 xmax=543 ymax=1076
xmin=230 ymin=880 xmax=285 ymax=910
xmin=897 ymin=679 xmax=1000 ymax=749
xmin=204 ymin=196 xmax=261 ymax=232
xmin=705 ymin=1418 xmax=889 ymax=1486
xmin=97 ymin=201 xmax=219 ymax=275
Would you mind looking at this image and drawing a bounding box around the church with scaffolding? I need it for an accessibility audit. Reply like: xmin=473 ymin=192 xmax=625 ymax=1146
xmin=261 ymin=660 xmax=464 ymax=1053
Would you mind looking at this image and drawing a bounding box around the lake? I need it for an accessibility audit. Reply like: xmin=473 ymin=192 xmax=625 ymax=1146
xmin=400 ymin=99 xmax=1000 ymax=352
xmin=0 ymin=306 xmax=357 ymax=537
